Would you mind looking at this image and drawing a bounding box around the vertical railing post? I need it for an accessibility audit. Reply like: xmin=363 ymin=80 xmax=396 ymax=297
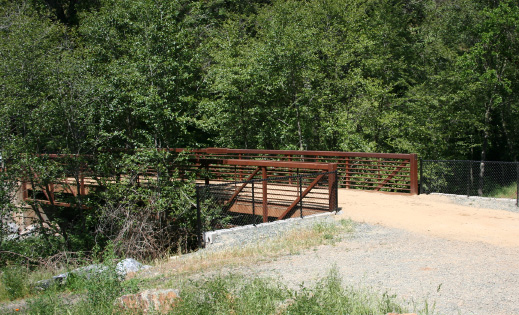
xmin=410 ymin=154 xmax=418 ymax=195
xmin=262 ymin=166 xmax=268 ymax=223
xmin=288 ymin=155 xmax=292 ymax=185
xmin=80 ymin=167 xmax=85 ymax=196
xmin=328 ymin=163 xmax=338 ymax=212
xmin=335 ymin=170 xmax=339 ymax=212
xmin=345 ymin=157 xmax=350 ymax=189
xmin=196 ymin=185 xmax=202 ymax=248
xmin=299 ymin=174 xmax=303 ymax=218
xmin=22 ymin=180 xmax=28 ymax=201
xmin=252 ymin=181 xmax=256 ymax=225
xmin=204 ymin=162 xmax=209 ymax=185
xmin=239 ymin=153 xmax=243 ymax=180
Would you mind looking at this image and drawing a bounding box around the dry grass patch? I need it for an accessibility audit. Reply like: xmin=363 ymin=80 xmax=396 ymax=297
xmin=145 ymin=219 xmax=353 ymax=283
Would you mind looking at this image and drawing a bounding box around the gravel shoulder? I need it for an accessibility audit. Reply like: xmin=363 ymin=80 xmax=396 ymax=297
xmin=223 ymin=190 xmax=519 ymax=314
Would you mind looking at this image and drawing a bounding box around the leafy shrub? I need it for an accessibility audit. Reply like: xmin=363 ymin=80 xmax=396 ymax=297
xmin=93 ymin=150 xmax=200 ymax=260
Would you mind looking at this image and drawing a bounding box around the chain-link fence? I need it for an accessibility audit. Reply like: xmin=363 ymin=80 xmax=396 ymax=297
xmin=420 ymin=160 xmax=519 ymax=205
xmin=195 ymin=171 xmax=338 ymax=247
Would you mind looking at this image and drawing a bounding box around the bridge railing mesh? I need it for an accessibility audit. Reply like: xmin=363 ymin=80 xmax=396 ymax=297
xmin=195 ymin=171 xmax=338 ymax=247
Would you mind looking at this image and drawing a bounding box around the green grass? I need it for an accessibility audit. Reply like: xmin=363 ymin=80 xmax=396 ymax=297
xmin=0 ymin=266 xmax=29 ymax=301
xmin=0 ymin=262 xmax=141 ymax=315
xmin=485 ymin=182 xmax=518 ymax=199
xmin=0 ymin=220 xmax=434 ymax=314
xmin=174 ymin=267 xmax=407 ymax=315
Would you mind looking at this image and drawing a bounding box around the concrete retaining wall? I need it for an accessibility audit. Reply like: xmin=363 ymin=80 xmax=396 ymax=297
xmin=203 ymin=211 xmax=339 ymax=249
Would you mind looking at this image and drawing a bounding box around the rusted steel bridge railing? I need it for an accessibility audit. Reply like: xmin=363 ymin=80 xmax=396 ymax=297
xmin=192 ymin=159 xmax=338 ymax=221
xmin=15 ymin=148 xmax=417 ymax=212
xmin=175 ymin=148 xmax=418 ymax=194
xmin=196 ymin=170 xmax=339 ymax=246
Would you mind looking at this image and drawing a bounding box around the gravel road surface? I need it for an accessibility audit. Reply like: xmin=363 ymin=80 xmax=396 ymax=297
xmin=234 ymin=222 xmax=519 ymax=314
xmin=221 ymin=191 xmax=519 ymax=314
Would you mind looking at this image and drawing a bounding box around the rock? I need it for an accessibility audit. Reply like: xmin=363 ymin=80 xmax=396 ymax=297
xmin=115 ymin=289 xmax=180 ymax=314
xmin=34 ymin=264 xmax=109 ymax=290
xmin=34 ymin=259 xmax=150 ymax=290
xmin=19 ymin=224 xmax=37 ymax=236
xmin=34 ymin=278 xmax=55 ymax=290
xmin=116 ymin=258 xmax=151 ymax=279
xmin=7 ymin=222 xmax=19 ymax=234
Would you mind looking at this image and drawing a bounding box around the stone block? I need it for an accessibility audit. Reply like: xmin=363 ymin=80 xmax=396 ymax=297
xmin=116 ymin=289 xmax=180 ymax=314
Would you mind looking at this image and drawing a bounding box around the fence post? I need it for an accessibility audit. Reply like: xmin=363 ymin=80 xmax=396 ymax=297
xmin=196 ymin=185 xmax=202 ymax=248
xmin=410 ymin=154 xmax=418 ymax=195
xmin=467 ymin=161 xmax=471 ymax=197
xmin=470 ymin=161 xmax=474 ymax=197
xmin=419 ymin=158 xmax=423 ymax=195
xmin=262 ymin=166 xmax=268 ymax=223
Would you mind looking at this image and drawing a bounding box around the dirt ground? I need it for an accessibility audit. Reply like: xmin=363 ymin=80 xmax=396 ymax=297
xmin=336 ymin=190 xmax=519 ymax=248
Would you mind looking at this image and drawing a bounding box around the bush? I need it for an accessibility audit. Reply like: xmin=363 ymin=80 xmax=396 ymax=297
xmin=94 ymin=150 xmax=200 ymax=260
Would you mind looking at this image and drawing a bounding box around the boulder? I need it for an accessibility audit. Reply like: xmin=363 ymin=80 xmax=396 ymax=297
xmin=34 ymin=258 xmax=151 ymax=290
xmin=116 ymin=289 xmax=180 ymax=314
xmin=116 ymin=258 xmax=151 ymax=279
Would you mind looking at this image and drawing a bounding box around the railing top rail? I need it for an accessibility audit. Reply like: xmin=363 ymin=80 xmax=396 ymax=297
xmin=196 ymin=170 xmax=337 ymax=188
xmin=28 ymin=149 xmax=416 ymax=161
xmin=176 ymin=148 xmax=416 ymax=160
xmin=423 ymin=159 xmax=518 ymax=164
xmin=193 ymin=158 xmax=337 ymax=171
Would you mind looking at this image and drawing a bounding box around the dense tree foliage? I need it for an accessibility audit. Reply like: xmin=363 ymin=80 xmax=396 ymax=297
xmin=2 ymin=0 xmax=518 ymax=159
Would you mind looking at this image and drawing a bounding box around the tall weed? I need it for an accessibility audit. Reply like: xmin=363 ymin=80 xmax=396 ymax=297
xmin=1 ymin=266 xmax=29 ymax=301
xmin=174 ymin=267 xmax=408 ymax=315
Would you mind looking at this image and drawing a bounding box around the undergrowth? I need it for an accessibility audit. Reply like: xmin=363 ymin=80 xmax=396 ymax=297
xmin=175 ymin=267 xmax=407 ymax=315
xmin=485 ymin=182 xmax=518 ymax=199
xmin=0 ymin=220 xmax=434 ymax=314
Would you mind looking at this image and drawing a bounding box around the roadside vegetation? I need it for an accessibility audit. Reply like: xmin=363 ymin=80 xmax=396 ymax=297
xmin=486 ymin=182 xmax=518 ymax=199
xmin=0 ymin=219 xmax=433 ymax=314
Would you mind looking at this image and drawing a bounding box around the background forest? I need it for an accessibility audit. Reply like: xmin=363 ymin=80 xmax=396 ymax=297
xmin=1 ymin=0 xmax=519 ymax=262
xmin=1 ymin=0 xmax=519 ymax=161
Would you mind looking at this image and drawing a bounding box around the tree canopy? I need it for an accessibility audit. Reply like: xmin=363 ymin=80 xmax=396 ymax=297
xmin=2 ymin=0 xmax=519 ymax=160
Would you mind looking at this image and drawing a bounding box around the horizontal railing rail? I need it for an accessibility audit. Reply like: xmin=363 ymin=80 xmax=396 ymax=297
xmin=14 ymin=148 xmax=417 ymax=212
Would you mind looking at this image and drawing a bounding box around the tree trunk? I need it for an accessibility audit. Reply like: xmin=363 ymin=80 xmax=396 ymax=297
xmin=478 ymin=106 xmax=492 ymax=196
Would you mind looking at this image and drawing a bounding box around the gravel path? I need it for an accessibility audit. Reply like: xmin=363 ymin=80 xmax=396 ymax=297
xmin=443 ymin=194 xmax=519 ymax=213
xmin=234 ymin=222 xmax=519 ymax=315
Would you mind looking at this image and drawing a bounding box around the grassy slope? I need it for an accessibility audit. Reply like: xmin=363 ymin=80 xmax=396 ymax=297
xmin=0 ymin=220 xmax=427 ymax=314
